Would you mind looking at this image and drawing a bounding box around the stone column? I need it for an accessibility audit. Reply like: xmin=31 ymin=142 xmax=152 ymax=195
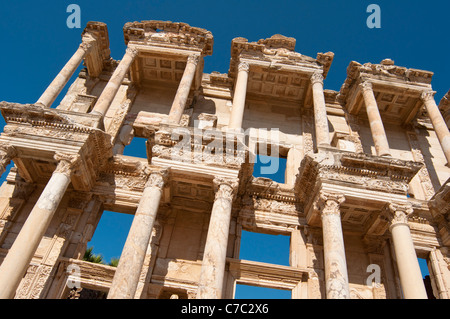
xmin=387 ymin=203 xmax=428 ymax=299
xmin=197 ymin=177 xmax=238 ymax=299
xmin=108 ymin=168 xmax=169 ymax=299
xmin=310 ymin=72 xmax=330 ymax=147
xmin=0 ymin=153 xmax=79 ymax=299
xmin=421 ymin=91 xmax=450 ymax=165
xmin=0 ymin=144 xmax=16 ymax=178
xmin=36 ymin=40 xmax=95 ymax=108
xmin=360 ymin=81 xmax=391 ymax=157
xmin=168 ymin=54 xmax=200 ymax=124
xmin=317 ymin=192 xmax=350 ymax=299
xmin=91 ymin=47 xmax=138 ymax=117
xmin=228 ymin=62 xmax=250 ymax=130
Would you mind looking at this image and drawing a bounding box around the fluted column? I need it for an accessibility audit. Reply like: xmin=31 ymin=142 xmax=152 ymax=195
xmin=387 ymin=203 xmax=428 ymax=299
xmin=310 ymin=72 xmax=330 ymax=147
xmin=0 ymin=144 xmax=17 ymax=179
xmin=168 ymin=54 xmax=200 ymax=124
xmin=36 ymin=39 xmax=95 ymax=108
xmin=0 ymin=153 xmax=79 ymax=299
xmin=360 ymin=81 xmax=391 ymax=157
xmin=317 ymin=192 xmax=349 ymax=299
xmin=91 ymin=47 xmax=138 ymax=117
xmin=197 ymin=177 xmax=239 ymax=299
xmin=421 ymin=91 xmax=450 ymax=165
xmin=108 ymin=168 xmax=169 ymax=299
xmin=228 ymin=62 xmax=249 ymax=130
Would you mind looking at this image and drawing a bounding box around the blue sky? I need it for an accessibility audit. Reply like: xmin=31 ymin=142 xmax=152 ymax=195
xmin=0 ymin=0 xmax=442 ymax=298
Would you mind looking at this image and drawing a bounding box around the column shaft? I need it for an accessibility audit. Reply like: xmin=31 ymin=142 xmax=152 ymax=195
xmin=36 ymin=42 xmax=93 ymax=108
xmin=422 ymin=92 xmax=450 ymax=165
xmin=0 ymin=154 xmax=78 ymax=299
xmin=228 ymin=62 xmax=249 ymax=130
xmin=311 ymin=73 xmax=330 ymax=146
xmin=168 ymin=55 xmax=200 ymax=124
xmin=197 ymin=178 xmax=238 ymax=299
xmin=107 ymin=170 xmax=167 ymax=299
xmin=91 ymin=47 xmax=138 ymax=117
xmin=360 ymin=82 xmax=391 ymax=157
xmin=388 ymin=204 xmax=428 ymax=299
xmin=319 ymin=193 xmax=349 ymax=299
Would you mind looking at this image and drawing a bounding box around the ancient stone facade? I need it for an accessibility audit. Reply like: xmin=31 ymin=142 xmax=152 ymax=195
xmin=0 ymin=20 xmax=449 ymax=299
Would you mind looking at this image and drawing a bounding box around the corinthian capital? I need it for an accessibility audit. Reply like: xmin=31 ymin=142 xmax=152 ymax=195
xmin=213 ymin=177 xmax=239 ymax=201
xmin=359 ymin=81 xmax=373 ymax=92
xmin=187 ymin=54 xmax=200 ymax=66
xmin=79 ymin=37 xmax=96 ymax=53
xmin=125 ymin=47 xmax=139 ymax=58
xmin=0 ymin=144 xmax=17 ymax=161
xmin=386 ymin=202 xmax=414 ymax=229
xmin=420 ymin=90 xmax=436 ymax=102
xmin=310 ymin=72 xmax=324 ymax=85
xmin=316 ymin=191 xmax=345 ymax=217
xmin=238 ymin=62 xmax=250 ymax=73
xmin=146 ymin=168 xmax=170 ymax=189
xmin=53 ymin=153 xmax=81 ymax=177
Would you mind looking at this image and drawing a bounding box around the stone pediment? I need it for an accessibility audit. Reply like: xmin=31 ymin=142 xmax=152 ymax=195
xmin=229 ymin=35 xmax=333 ymax=79
xmin=123 ymin=20 xmax=213 ymax=56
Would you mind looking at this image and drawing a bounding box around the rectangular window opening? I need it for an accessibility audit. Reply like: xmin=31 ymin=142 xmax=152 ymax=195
xmin=418 ymin=257 xmax=436 ymax=299
xmin=239 ymin=230 xmax=290 ymax=266
xmin=122 ymin=136 xmax=148 ymax=158
xmin=85 ymin=210 xmax=134 ymax=267
xmin=252 ymin=151 xmax=287 ymax=184
xmin=234 ymin=283 xmax=291 ymax=299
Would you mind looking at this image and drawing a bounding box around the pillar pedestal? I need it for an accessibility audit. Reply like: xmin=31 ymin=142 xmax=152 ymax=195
xmin=91 ymin=47 xmax=138 ymax=117
xmin=317 ymin=192 xmax=349 ymax=299
xmin=387 ymin=203 xmax=428 ymax=299
xmin=228 ymin=62 xmax=249 ymax=130
xmin=108 ymin=169 xmax=169 ymax=299
xmin=168 ymin=55 xmax=200 ymax=124
xmin=421 ymin=91 xmax=450 ymax=165
xmin=0 ymin=153 xmax=79 ymax=299
xmin=36 ymin=40 xmax=95 ymax=108
xmin=360 ymin=81 xmax=391 ymax=157
xmin=197 ymin=177 xmax=238 ymax=299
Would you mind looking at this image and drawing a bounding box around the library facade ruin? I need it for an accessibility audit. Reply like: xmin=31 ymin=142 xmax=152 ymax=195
xmin=0 ymin=21 xmax=448 ymax=299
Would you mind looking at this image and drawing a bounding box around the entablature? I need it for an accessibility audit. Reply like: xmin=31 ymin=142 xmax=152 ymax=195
xmin=339 ymin=59 xmax=434 ymax=126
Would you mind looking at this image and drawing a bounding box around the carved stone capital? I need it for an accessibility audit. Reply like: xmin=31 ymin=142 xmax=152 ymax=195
xmin=79 ymin=39 xmax=96 ymax=53
xmin=0 ymin=144 xmax=17 ymax=165
xmin=213 ymin=177 xmax=239 ymax=201
xmin=238 ymin=62 xmax=250 ymax=73
xmin=310 ymin=72 xmax=324 ymax=85
xmin=187 ymin=54 xmax=200 ymax=66
xmin=125 ymin=47 xmax=139 ymax=58
xmin=145 ymin=168 xmax=170 ymax=189
xmin=420 ymin=90 xmax=436 ymax=102
xmin=53 ymin=153 xmax=81 ymax=177
xmin=317 ymin=192 xmax=345 ymax=217
xmin=386 ymin=202 xmax=414 ymax=230
xmin=359 ymin=81 xmax=373 ymax=93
